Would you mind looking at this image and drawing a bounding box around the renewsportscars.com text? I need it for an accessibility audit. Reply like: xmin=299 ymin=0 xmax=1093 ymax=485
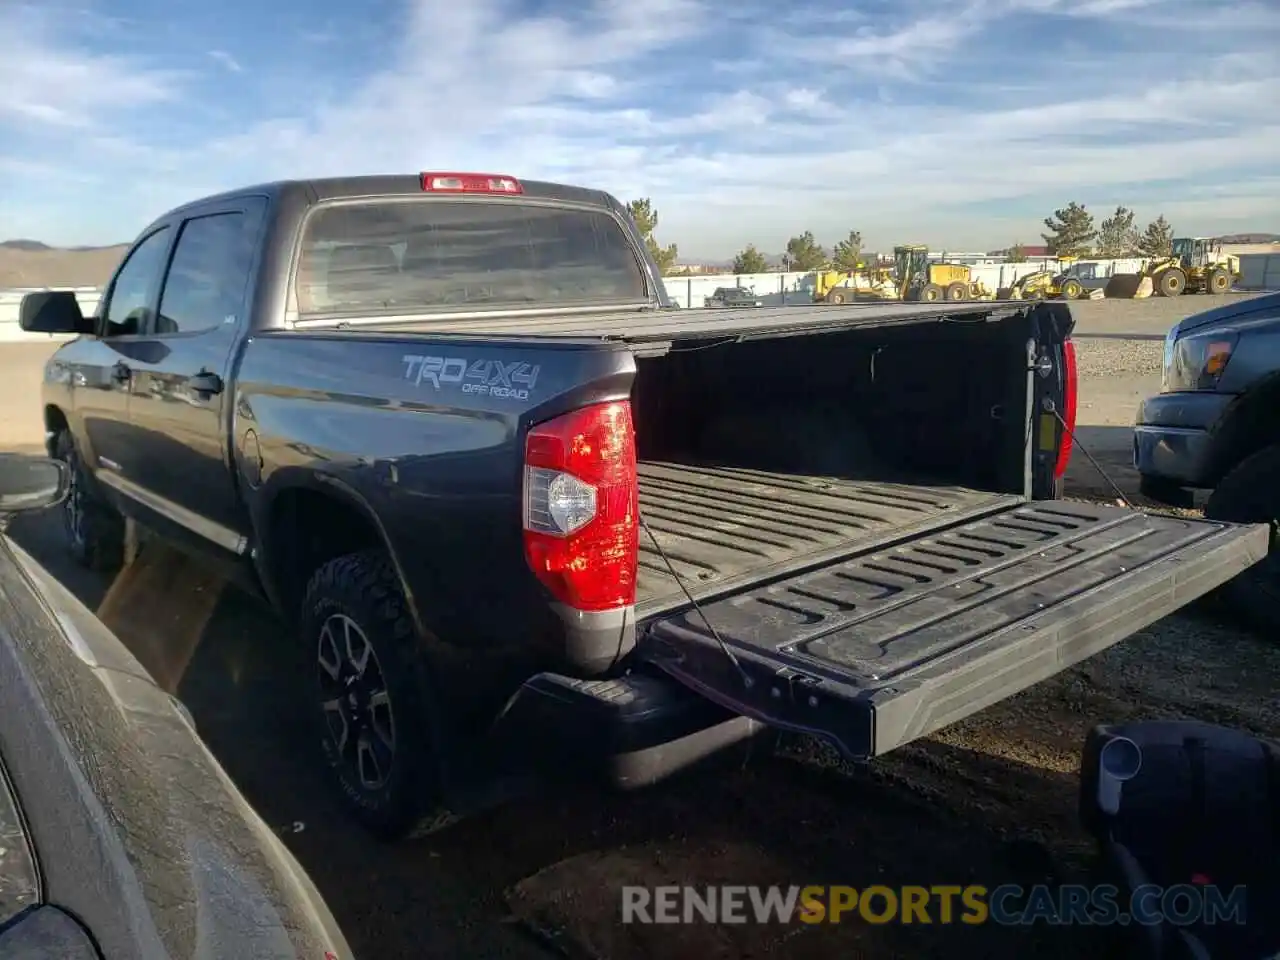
xmin=621 ymin=883 xmax=1248 ymax=927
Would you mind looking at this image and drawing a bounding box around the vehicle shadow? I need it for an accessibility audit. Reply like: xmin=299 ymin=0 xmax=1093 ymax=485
xmin=3 ymin=499 xmax=1135 ymax=960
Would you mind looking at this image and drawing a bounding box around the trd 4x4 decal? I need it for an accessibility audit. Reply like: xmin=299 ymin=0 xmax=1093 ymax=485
xmin=402 ymin=354 xmax=541 ymax=401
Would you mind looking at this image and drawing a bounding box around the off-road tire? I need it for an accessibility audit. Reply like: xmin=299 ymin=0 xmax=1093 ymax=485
xmin=1203 ymin=443 xmax=1280 ymax=637
xmin=1207 ymin=269 xmax=1232 ymax=294
xmin=918 ymin=283 xmax=943 ymax=302
xmin=1060 ymin=278 xmax=1083 ymax=300
xmin=1157 ymin=268 xmax=1186 ymax=298
xmin=945 ymin=282 xmax=967 ymax=302
xmin=826 ymin=289 xmax=847 ymax=304
xmin=52 ymin=430 xmax=125 ymax=572
xmin=301 ymin=549 xmax=450 ymax=840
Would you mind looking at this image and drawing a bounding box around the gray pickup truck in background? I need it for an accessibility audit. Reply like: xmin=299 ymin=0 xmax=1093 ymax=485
xmin=1136 ymin=291 xmax=1280 ymax=633
xmin=18 ymin=172 xmax=1269 ymax=842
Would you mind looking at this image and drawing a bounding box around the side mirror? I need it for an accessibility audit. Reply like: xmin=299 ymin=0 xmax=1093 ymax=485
xmin=19 ymin=291 xmax=94 ymax=335
xmin=0 ymin=456 xmax=70 ymax=514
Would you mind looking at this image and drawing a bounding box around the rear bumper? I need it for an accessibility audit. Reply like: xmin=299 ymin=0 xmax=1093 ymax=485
xmin=1133 ymin=391 xmax=1233 ymax=489
xmin=490 ymin=669 xmax=770 ymax=789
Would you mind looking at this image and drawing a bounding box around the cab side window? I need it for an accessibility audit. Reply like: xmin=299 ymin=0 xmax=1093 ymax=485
xmin=0 ymin=760 xmax=38 ymax=926
xmin=100 ymin=227 xmax=172 ymax=337
xmin=153 ymin=212 xmax=252 ymax=336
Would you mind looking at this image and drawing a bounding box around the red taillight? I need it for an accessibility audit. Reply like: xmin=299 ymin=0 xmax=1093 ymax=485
xmin=1054 ymin=338 xmax=1077 ymax=478
xmin=420 ymin=172 xmax=523 ymax=194
xmin=522 ymin=401 xmax=639 ymax=612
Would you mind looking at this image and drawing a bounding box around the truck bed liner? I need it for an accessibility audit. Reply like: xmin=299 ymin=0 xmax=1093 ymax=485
xmin=635 ymin=462 xmax=1017 ymax=616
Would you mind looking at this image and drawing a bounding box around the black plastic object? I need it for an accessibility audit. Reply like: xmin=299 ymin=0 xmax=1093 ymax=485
xmin=491 ymin=668 xmax=772 ymax=789
xmin=1080 ymin=720 xmax=1280 ymax=959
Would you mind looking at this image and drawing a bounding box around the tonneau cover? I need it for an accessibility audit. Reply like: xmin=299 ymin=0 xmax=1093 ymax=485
xmin=293 ymin=300 xmax=1021 ymax=346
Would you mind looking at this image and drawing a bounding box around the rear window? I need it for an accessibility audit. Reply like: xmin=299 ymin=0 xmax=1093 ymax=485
xmin=294 ymin=199 xmax=647 ymax=314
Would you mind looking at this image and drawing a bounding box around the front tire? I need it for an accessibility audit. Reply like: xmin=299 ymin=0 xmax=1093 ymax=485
xmin=1204 ymin=443 xmax=1280 ymax=636
xmin=1060 ymin=278 xmax=1083 ymax=300
xmin=52 ymin=430 xmax=125 ymax=572
xmin=301 ymin=549 xmax=449 ymax=839
xmin=1157 ymin=268 xmax=1186 ymax=297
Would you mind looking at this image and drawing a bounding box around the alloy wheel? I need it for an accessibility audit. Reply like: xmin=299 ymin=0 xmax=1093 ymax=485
xmin=317 ymin=613 xmax=397 ymax=791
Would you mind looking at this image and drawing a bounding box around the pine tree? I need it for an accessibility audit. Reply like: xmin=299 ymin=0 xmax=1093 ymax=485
xmin=1041 ymin=202 xmax=1097 ymax=257
xmin=1098 ymin=206 xmax=1139 ymax=257
xmin=1138 ymin=216 xmax=1174 ymax=258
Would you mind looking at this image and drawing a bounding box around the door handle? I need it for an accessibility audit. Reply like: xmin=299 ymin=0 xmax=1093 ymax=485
xmin=111 ymin=362 xmax=131 ymax=384
xmin=185 ymin=372 xmax=224 ymax=396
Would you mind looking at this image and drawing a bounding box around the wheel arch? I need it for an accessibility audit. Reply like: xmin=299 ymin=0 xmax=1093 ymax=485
xmin=43 ymin=404 xmax=70 ymax=456
xmin=1207 ymin=372 xmax=1280 ymax=486
xmin=255 ymin=471 xmax=422 ymax=633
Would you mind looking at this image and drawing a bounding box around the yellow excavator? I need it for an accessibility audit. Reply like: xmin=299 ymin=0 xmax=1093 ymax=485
xmin=1143 ymin=237 xmax=1240 ymax=297
xmin=997 ymin=256 xmax=1088 ymax=301
xmin=892 ymin=244 xmax=994 ymax=302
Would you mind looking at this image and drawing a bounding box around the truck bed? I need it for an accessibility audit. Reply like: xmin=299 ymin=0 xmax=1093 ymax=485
xmin=635 ymin=462 xmax=1018 ymax=616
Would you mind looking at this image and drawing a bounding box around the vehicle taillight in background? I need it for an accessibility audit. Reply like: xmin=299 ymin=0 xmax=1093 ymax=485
xmin=420 ymin=172 xmax=523 ymax=194
xmin=1054 ymin=338 xmax=1078 ymax=478
xmin=523 ymin=401 xmax=639 ymax=612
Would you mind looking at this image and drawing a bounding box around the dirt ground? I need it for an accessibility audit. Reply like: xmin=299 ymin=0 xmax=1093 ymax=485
xmin=1 ymin=292 xmax=1276 ymax=960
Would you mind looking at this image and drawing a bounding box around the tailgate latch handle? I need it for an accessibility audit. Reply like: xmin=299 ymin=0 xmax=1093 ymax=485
xmin=773 ymin=667 xmax=824 ymax=707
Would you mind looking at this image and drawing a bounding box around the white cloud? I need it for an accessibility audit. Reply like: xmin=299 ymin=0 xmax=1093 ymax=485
xmin=208 ymin=50 xmax=243 ymax=73
xmin=2 ymin=0 xmax=1278 ymax=254
xmin=0 ymin=5 xmax=182 ymax=130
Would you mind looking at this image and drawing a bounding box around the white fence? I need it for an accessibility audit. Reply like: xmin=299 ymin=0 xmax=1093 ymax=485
xmin=661 ymin=258 xmax=1147 ymax=308
xmin=2 ymin=253 xmax=1275 ymax=343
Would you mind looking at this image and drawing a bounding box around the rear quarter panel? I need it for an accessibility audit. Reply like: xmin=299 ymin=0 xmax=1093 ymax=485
xmin=235 ymin=331 xmax=636 ymax=716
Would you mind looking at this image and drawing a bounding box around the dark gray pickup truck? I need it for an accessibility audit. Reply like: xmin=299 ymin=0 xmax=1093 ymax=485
xmin=1136 ymin=291 xmax=1280 ymax=633
xmin=20 ymin=173 xmax=1268 ymax=840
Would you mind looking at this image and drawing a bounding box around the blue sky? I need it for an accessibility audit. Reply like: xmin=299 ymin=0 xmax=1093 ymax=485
xmin=1 ymin=0 xmax=1277 ymax=259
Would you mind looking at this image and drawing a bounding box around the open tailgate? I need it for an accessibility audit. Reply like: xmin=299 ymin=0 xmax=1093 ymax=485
xmin=640 ymin=501 xmax=1268 ymax=760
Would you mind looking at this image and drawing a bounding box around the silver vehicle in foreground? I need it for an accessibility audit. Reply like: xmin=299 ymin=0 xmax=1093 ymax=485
xmin=0 ymin=454 xmax=353 ymax=959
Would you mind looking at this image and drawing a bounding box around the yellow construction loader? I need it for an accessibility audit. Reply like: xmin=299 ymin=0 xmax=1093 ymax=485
xmin=997 ymin=256 xmax=1087 ymax=301
xmin=893 ymin=244 xmax=994 ymax=302
xmin=1143 ymin=237 xmax=1240 ymax=297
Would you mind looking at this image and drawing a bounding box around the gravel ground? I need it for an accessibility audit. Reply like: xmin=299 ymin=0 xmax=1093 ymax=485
xmin=2 ymin=291 xmax=1276 ymax=960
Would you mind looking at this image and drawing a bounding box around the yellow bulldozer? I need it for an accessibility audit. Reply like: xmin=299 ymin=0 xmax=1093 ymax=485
xmin=892 ymin=244 xmax=994 ymax=302
xmin=997 ymin=256 xmax=1088 ymax=301
xmin=1143 ymin=237 xmax=1240 ymax=297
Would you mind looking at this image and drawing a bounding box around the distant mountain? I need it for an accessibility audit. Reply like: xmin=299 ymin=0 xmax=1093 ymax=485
xmin=0 ymin=241 xmax=128 ymax=288
xmin=1219 ymin=233 xmax=1279 ymax=244
xmin=0 ymin=239 xmax=52 ymax=252
xmin=678 ymin=252 xmax=789 ymax=271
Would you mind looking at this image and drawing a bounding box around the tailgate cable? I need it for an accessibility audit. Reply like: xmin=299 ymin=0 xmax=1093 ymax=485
xmin=1045 ymin=402 xmax=1132 ymax=509
xmin=639 ymin=515 xmax=752 ymax=688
